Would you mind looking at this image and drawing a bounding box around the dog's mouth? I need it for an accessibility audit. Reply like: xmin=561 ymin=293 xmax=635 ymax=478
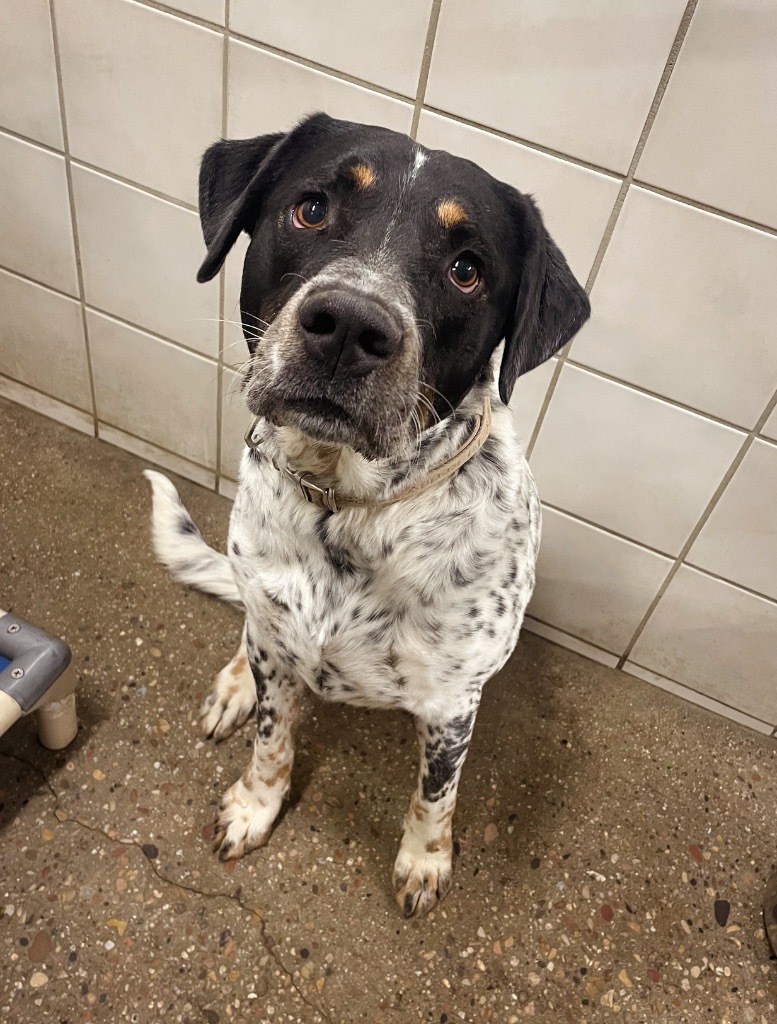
xmin=260 ymin=391 xmax=385 ymax=453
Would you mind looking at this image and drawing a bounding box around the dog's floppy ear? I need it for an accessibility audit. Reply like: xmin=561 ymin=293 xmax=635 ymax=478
xmin=196 ymin=113 xmax=338 ymax=283
xmin=498 ymin=193 xmax=590 ymax=404
xmin=196 ymin=132 xmax=285 ymax=283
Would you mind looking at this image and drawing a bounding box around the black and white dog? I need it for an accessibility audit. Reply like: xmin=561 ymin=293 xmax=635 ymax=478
xmin=145 ymin=113 xmax=589 ymax=917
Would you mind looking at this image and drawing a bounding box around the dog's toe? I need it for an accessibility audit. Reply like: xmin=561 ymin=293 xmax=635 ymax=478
xmin=210 ymin=779 xmax=277 ymax=861
xmin=200 ymin=665 xmax=256 ymax=742
xmin=392 ymin=848 xmax=452 ymax=918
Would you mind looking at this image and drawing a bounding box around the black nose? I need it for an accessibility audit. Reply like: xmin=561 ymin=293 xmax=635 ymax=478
xmin=298 ymin=290 xmax=403 ymax=377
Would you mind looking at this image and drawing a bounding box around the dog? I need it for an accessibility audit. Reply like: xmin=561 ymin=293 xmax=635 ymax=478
xmin=144 ymin=113 xmax=589 ymax=918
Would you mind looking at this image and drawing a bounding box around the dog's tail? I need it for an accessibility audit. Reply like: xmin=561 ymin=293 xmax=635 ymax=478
xmin=143 ymin=470 xmax=243 ymax=608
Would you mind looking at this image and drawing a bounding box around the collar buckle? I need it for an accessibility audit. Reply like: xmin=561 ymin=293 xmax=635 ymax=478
xmin=280 ymin=465 xmax=339 ymax=514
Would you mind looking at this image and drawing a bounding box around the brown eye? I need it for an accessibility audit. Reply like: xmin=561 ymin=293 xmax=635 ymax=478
xmin=292 ymin=196 xmax=327 ymax=229
xmin=448 ymin=254 xmax=480 ymax=293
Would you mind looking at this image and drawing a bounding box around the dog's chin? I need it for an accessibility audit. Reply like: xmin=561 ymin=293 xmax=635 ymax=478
xmin=260 ymin=397 xmax=402 ymax=461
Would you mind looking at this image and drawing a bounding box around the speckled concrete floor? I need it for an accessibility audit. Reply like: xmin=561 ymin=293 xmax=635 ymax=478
xmin=1 ymin=397 xmax=776 ymax=1024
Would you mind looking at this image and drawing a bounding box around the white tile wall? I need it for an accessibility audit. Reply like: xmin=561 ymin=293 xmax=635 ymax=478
xmin=0 ymin=0 xmax=62 ymax=149
xmin=637 ymin=0 xmax=777 ymax=227
xmin=531 ymin=365 xmax=745 ymax=554
xmin=228 ymin=42 xmax=413 ymax=141
xmin=529 ymin=507 xmax=672 ymax=653
xmin=230 ymin=0 xmax=434 ymax=96
xmin=55 ymin=0 xmax=222 ymax=204
xmin=688 ymin=439 xmax=777 ymax=601
xmin=630 ymin=566 xmax=777 ymax=726
xmin=0 ymin=267 xmax=90 ymax=412
xmin=426 ymin=0 xmax=689 ymax=171
xmin=87 ymin=311 xmax=218 ymax=468
xmin=0 ymin=132 xmax=77 ymax=295
xmin=73 ymin=166 xmax=219 ymax=356
xmin=574 ymin=188 xmax=777 ymax=427
xmin=1 ymin=0 xmax=776 ymax=733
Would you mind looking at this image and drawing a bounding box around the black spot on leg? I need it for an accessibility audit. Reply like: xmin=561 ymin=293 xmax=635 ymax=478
xmin=231 ymin=541 xmax=241 ymax=556
xmin=421 ymin=712 xmax=475 ymax=802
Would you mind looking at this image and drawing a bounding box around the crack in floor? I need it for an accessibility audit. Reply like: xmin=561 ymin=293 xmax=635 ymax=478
xmin=2 ymin=751 xmax=331 ymax=1024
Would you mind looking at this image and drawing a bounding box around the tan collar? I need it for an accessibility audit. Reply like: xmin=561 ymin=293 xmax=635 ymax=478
xmin=244 ymin=398 xmax=492 ymax=514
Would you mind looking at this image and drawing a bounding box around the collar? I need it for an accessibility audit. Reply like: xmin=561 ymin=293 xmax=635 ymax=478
xmin=244 ymin=397 xmax=492 ymax=514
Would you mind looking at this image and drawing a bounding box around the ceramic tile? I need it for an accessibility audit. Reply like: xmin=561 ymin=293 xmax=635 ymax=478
xmin=763 ymin=405 xmax=777 ymax=443
xmin=0 ymin=267 xmax=90 ymax=412
xmin=98 ymin=423 xmax=216 ymax=490
xmin=688 ymin=439 xmax=777 ymax=600
xmin=0 ymin=0 xmax=62 ymax=148
xmin=87 ymin=310 xmax=218 ymax=467
xmin=426 ymin=0 xmax=688 ymax=172
xmin=0 ymin=375 xmax=93 ymax=436
xmin=508 ymin=358 xmax=556 ymax=450
xmin=220 ymin=367 xmax=251 ymax=482
xmin=0 ymin=132 xmax=77 ymax=294
xmin=55 ymin=0 xmax=222 ymax=204
xmin=73 ymin=166 xmax=219 ymax=356
xmin=230 ymin=0 xmax=433 ymax=97
xmin=531 ymin=365 xmax=745 ymax=554
xmin=638 ymin=0 xmax=777 ymax=228
xmin=228 ymin=41 xmax=413 ymax=141
xmin=416 ymin=112 xmax=619 ymax=282
xmin=528 ymin=506 xmax=672 ymax=654
xmin=624 ymin=662 xmax=775 ymax=735
xmin=218 ymin=477 xmax=239 ymax=500
xmin=574 ymin=188 xmax=777 ymax=427
xmin=522 ymin=617 xmax=619 ymax=669
xmin=630 ymin=566 xmax=777 ymax=724
xmin=162 ymin=0 xmax=225 ymax=24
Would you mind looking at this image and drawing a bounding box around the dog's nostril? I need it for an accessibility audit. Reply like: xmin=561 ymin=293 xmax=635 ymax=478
xmin=306 ymin=310 xmax=337 ymax=336
xmin=358 ymin=327 xmax=392 ymax=358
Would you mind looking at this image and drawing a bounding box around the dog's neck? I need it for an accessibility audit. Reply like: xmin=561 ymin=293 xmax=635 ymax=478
xmin=248 ymin=378 xmax=493 ymax=503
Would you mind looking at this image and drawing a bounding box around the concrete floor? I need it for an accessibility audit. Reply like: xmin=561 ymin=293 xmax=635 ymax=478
xmin=1 ymin=396 xmax=776 ymax=1024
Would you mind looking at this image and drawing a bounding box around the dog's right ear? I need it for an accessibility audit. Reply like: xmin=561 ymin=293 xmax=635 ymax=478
xmin=196 ymin=132 xmax=285 ymax=283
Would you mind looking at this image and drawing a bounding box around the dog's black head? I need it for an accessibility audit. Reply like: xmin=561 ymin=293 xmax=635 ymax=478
xmin=197 ymin=113 xmax=589 ymax=459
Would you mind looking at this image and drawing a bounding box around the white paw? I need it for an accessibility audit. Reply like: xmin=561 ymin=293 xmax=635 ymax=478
xmin=392 ymin=836 xmax=453 ymax=918
xmin=211 ymin=778 xmax=281 ymax=861
xmin=200 ymin=656 xmax=256 ymax=741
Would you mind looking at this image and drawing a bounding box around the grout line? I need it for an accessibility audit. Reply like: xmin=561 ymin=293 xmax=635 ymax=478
xmin=682 ymin=560 xmax=777 ymax=606
xmin=409 ymin=0 xmax=444 ymax=139
xmin=84 ymin=304 xmax=219 ymax=362
xmin=0 ymin=371 xmax=92 ymax=419
xmin=563 ymin=359 xmax=752 ymax=434
xmin=214 ymin=0 xmax=231 ymax=492
xmin=69 ymin=157 xmax=199 ymax=212
xmin=0 ymin=123 xmax=64 ymax=157
xmin=129 ymin=0 xmax=226 ymax=30
xmin=97 ymin=418 xmax=216 ymax=474
xmin=227 ymin=32 xmax=413 ymax=106
xmin=630 ymin=179 xmax=777 ymax=239
xmin=525 ymin=0 xmax=699 ymax=460
xmin=0 ymin=261 xmax=80 ymax=303
xmin=616 ymin=384 xmax=777 ymax=668
xmin=523 ymin=614 xmax=618 ymax=659
xmin=540 ymin=502 xmax=674 ymax=560
xmin=420 ymin=105 xmax=624 ymax=180
xmin=48 ymin=0 xmax=99 ymax=439
xmin=623 ymin=661 xmax=775 ymax=731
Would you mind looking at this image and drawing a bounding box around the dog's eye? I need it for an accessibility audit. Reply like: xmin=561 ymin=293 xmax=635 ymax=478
xmin=448 ymin=254 xmax=480 ymax=293
xmin=292 ymin=196 xmax=328 ymax=230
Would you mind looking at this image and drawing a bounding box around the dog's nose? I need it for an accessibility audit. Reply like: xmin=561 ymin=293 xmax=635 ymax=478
xmin=298 ymin=290 xmax=403 ymax=377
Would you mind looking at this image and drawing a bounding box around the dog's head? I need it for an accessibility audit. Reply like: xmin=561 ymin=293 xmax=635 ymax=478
xmin=197 ymin=113 xmax=589 ymax=459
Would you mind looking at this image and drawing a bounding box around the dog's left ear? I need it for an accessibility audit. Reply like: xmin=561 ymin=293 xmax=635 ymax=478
xmin=498 ymin=192 xmax=590 ymax=404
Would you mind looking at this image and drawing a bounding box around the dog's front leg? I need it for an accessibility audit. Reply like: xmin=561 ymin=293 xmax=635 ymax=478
xmin=393 ymin=708 xmax=477 ymax=918
xmin=212 ymin=629 xmax=303 ymax=861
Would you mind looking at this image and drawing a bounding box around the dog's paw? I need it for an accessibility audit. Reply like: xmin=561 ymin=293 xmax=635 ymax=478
xmin=200 ymin=657 xmax=256 ymax=742
xmin=392 ymin=843 xmax=453 ymax=918
xmin=211 ymin=778 xmax=280 ymax=861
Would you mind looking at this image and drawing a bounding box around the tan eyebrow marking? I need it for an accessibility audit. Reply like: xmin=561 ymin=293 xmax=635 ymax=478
xmin=350 ymin=163 xmax=377 ymax=189
xmin=437 ymin=198 xmax=468 ymax=229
